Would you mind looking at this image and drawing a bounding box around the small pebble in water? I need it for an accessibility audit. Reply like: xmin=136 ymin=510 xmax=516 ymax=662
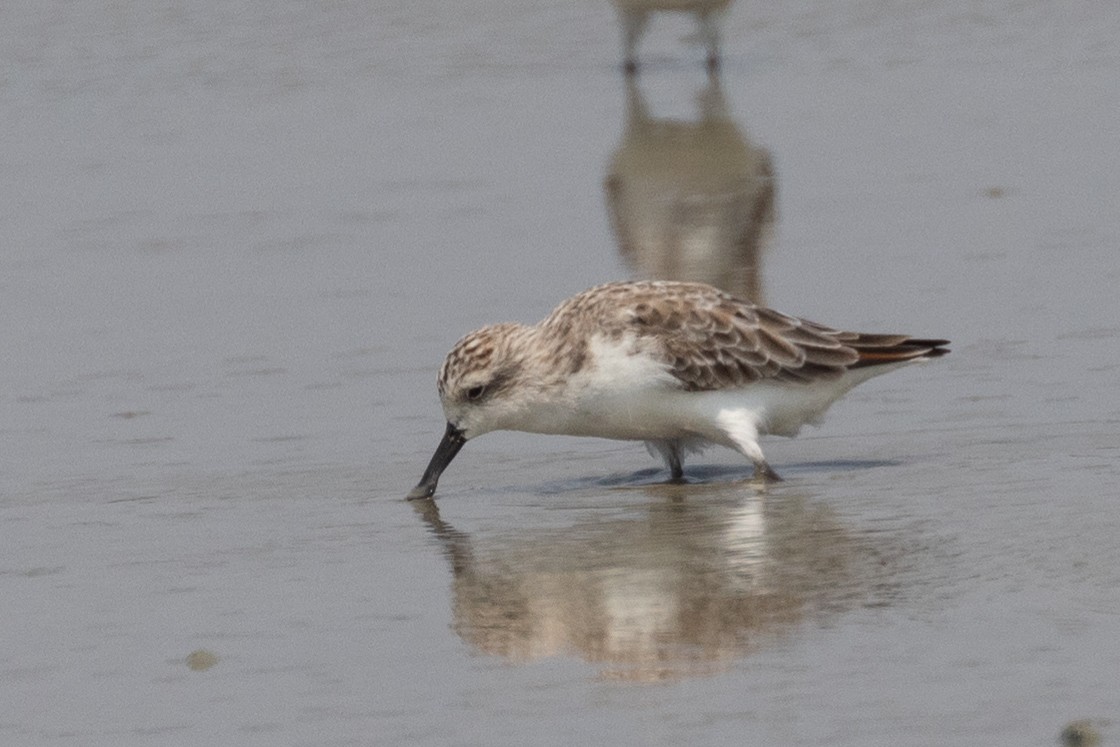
xmin=185 ymin=649 xmax=219 ymax=671
xmin=1060 ymin=720 xmax=1102 ymax=747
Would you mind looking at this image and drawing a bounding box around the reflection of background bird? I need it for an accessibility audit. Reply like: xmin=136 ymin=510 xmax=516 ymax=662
xmin=605 ymin=74 xmax=775 ymax=304
xmin=414 ymin=490 xmax=888 ymax=682
xmin=609 ymin=0 xmax=735 ymax=72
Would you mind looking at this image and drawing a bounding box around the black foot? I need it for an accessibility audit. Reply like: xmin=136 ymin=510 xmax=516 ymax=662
xmin=753 ymin=462 xmax=782 ymax=482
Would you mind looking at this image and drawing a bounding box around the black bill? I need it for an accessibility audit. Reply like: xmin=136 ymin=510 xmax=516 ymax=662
xmin=406 ymin=422 xmax=467 ymax=500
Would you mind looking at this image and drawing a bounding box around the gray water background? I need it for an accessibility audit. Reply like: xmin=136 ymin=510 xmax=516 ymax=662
xmin=2 ymin=2 xmax=1119 ymax=745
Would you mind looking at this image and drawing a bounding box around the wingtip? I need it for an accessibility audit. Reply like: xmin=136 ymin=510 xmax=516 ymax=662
xmin=911 ymin=339 xmax=951 ymax=358
xmin=852 ymin=337 xmax=950 ymax=366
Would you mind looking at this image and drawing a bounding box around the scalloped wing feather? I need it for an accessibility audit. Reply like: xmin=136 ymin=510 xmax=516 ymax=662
xmin=540 ymin=281 xmax=947 ymax=392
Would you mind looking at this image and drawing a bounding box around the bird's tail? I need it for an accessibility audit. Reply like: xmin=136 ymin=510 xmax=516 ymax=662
xmin=848 ymin=335 xmax=950 ymax=368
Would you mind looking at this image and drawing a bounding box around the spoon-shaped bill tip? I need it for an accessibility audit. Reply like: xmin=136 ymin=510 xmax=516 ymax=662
xmin=405 ymin=422 xmax=466 ymax=500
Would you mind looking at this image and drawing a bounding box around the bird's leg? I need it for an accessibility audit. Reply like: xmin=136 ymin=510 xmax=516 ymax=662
xmin=647 ymin=440 xmax=687 ymax=482
xmin=716 ymin=410 xmax=781 ymax=482
xmin=667 ymin=446 xmax=685 ymax=483
xmin=621 ymin=11 xmax=647 ymax=74
xmin=697 ymin=11 xmax=721 ymax=72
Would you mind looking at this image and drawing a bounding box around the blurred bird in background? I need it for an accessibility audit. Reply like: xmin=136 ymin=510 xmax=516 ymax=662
xmin=610 ymin=0 xmax=735 ymax=72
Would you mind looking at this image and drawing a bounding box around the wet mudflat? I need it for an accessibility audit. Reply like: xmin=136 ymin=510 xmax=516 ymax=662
xmin=2 ymin=2 xmax=1119 ymax=745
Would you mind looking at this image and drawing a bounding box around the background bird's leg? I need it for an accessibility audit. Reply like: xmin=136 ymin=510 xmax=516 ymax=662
xmin=697 ymin=10 xmax=721 ymax=71
xmin=621 ymin=10 xmax=648 ymax=74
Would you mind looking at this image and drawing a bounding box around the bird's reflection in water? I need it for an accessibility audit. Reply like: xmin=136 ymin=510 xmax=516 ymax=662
xmin=605 ymin=72 xmax=776 ymax=304
xmin=413 ymin=489 xmax=897 ymax=682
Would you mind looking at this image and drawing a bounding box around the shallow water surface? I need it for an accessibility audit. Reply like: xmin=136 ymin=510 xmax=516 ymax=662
xmin=2 ymin=1 xmax=1119 ymax=745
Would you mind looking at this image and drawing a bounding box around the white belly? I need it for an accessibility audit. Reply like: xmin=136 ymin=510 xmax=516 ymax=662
xmin=506 ymin=334 xmax=909 ymax=444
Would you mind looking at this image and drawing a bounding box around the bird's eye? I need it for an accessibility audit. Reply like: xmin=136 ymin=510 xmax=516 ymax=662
xmin=466 ymin=385 xmax=486 ymax=401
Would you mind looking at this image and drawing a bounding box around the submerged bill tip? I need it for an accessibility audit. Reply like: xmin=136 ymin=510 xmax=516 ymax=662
xmin=406 ymin=422 xmax=466 ymax=501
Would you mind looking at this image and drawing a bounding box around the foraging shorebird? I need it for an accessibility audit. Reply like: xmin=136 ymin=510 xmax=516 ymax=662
xmin=408 ymin=280 xmax=949 ymax=499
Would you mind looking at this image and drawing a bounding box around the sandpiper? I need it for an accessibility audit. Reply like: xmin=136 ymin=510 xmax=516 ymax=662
xmin=408 ymin=280 xmax=948 ymax=499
